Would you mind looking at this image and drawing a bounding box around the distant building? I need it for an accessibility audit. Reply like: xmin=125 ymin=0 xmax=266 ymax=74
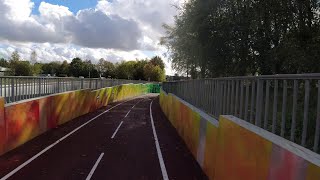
xmin=0 ymin=66 xmax=11 ymax=76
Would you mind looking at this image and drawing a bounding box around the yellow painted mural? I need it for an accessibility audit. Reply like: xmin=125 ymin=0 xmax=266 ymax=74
xmin=203 ymin=121 xmax=218 ymax=180
xmin=0 ymin=83 xmax=155 ymax=156
xmin=159 ymin=89 xmax=320 ymax=180
xmin=215 ymin=116 xmax=272 ymax=180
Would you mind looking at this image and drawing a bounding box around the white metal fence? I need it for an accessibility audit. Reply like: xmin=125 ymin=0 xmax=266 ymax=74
xmin=162 ymin=73 xmax=320 ymax=153
xmin=0 ymin=77 xmax=148 ymax=104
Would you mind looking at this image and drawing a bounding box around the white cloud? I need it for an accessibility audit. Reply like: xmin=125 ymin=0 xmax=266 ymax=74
xmin=0 ymin=42 xmax=148 ymax=64
xmin=0 ymin=0 xmax=143 ymax=50
xmin=0 ymin=0 xmax=183 ymax=75
xmin=39 ymin=2 xmax=73 ymax=20
xmin=97 ymin=0 xmax=182 ymax=48
xmin=2 ymin=0 xmax=34 ymax=21
xmin=66 ymin=9 xmax=142 ymax=50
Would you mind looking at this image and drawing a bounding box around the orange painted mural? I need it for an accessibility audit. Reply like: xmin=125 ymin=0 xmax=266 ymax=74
xmin=0 ymin=83 xmax=154 ymax=156
xmin=203 ymin=121 xmax=218 ymax=180
xmin=5 ymin=100 xmax=40 ymax=151
xmin=215 ymin=116 xmax=272 ymax=180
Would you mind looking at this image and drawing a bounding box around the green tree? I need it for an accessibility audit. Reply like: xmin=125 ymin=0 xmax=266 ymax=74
xmin=69 ymin=58 xmax=84 ymax=77
xmin=10 ymin=51 xmax=20 ymax=62
xmin=58 ymin=61 xmax=70 ymax=77
xmin=32 ymin=63 xmax=43 ymax=75
xmin=115 ymin=61 xmax=137 ymax=79
xmin=103 ymin=61 xmax=116 ymax=78
xmin=150 ymin=56 xmax=165 ymax=70
xmin=162 ymin=0 xmax=320 ymax=77
xmin=0 ymin=58 xmax=9 ymax=68
xmin=8 ymin=57 xmax=34 ymax=76
xmin=96 ymin=58 xmax=106 ymax=77
xmin=84 ymin=60 xmax=99 ymax=78
xmin=133 ymin=60 xmax=148 ymax=80
xmin=143 ymin=63 xmax=165 ymax=82
xmin=41 ymin=62 xmax=61 ymax=76
xmin=14 ymin=61 xmax=33 ymax=76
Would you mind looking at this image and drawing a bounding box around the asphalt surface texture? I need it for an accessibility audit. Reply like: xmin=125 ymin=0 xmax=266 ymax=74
xmin=0 ymin=94 xmax=208 ymax=180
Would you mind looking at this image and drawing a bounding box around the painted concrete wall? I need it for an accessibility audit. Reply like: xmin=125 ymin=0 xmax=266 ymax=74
xmin=160 ymin=89 xmax=320 ymax=180
xmin=0 ymin=83 xmax=157 ymax=156
xmin=160 ymin=90 xmax=219 ymax=180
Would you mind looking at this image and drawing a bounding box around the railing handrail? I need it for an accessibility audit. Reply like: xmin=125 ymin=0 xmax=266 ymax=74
xmin=166 ymin=73 xmax=320 ymax=82
xmin=0 ymin=76 xmax=151 ymax=81
xmin=162 ymin=73 xmax=320 ymax=154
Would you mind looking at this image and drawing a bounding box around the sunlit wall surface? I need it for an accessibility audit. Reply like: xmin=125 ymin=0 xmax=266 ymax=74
xmin=0 ymin=83 xmax=158 ymax=156
xmin=160 ymin=89 xmax=320 ymax=180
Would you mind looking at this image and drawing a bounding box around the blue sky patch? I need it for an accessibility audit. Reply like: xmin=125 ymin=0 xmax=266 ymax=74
xmin=32 ymin=0 xmax=99 ymax=14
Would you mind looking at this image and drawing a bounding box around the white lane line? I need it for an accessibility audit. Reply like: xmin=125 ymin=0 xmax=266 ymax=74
xmin=124 ymin=110 xmax=132 ymax=118
xmin=111 ymin=121 xmax=124 ymax=139
xmin=86 ymin=153 xmax=105 ymax=180
xmin=0 ymin=99 xmax=133 ymax=180
xmin=110 ymin=99 xmax=143 ymax=139
xmin=132 ymin=98 xmax=144 ymax=109
xmin=149 ymin=101 xmax=169 ymax=180
xmin=124 ymin=98 xmax=144 ymax=118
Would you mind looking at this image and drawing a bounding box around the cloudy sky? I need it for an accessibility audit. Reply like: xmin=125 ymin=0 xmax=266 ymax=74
xmin=0 ymin=0 xmax=183 ymax=75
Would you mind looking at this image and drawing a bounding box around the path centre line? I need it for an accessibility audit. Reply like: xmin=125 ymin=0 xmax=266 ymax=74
xmin=125 ymin=98 xmax=145 ymax=118
xmin=85 ymin=153 xmax=105 ymax=180
xmin=111 ymin=98 xmax=145 ymax=139
xmin=149 ymin=101 xmax=169 ymax=180
xmin=0 ymin=98 xmax=138 ymax=180
xmin=124 ymin=98 xmax=145 ymax=118
xmin=111 ymin=121 xmax=124 ymax=139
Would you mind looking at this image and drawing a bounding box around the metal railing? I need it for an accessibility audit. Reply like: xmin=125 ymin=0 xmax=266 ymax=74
xmin=162 ymin=73 xmax=320 ymax=153
xmin=0 ymin=76 xmax=148 ymax=104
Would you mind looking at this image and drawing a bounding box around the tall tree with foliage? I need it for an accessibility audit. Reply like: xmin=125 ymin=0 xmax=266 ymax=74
xmin=143 ymin=56 xmax=166 ymax=82
xmin=162 ymin=0 xmax=320 ymax=78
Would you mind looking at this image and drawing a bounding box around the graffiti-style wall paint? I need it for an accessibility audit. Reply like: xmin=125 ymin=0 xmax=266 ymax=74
xmin=0 ymin=83 xmax=156 ymax=156
xmin=160 ymin=89 xmax=320 ymax=180
xmin=159 ymin=90 xmax=219 ymax=178
xmin=203 ymin=121 xmax=218 ymax=180
xmin=215 ymin=116 xmax=272 ymax=180
xmin=5 ymin=100 xmax=40 ymax=152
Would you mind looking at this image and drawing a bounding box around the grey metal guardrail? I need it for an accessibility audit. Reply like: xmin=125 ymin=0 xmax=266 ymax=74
xmin=0 ymin=76 xmax=148 ymax=104
xmin=162 ymin=73 xmax=320 ymax=153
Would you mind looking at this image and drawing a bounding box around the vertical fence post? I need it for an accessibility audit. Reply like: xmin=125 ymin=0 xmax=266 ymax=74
xmin=81 ymin=78 xmax=84 ymax=89
xmin=11 ymin=78 xmax=14 ymax=103
xmin=239 ymin=80 xmax=244 ymax=119
xmin=234 ymin=80 xmax=239 ymax=116
xmin=250 ymin=80 xmax=256 ymax=123
xmin=302 ymin=80 xmax=310 ymax=147
xmin=281 ymin=80 xmax=288 ymax=137
xmin=314 ymin=80 xmax=320 ymax=152
xmin=57 ymin=78 xmax=60 ymax=93
xmin=255 ymin=79 xmax=263 ymax=127
xmin=272 ymin=80 xmax=279 ymax=133
xmin=38 ymin=78 xmax=41 ymax=97
xmin=290 ymin=80 xmax=298 ymax=142
xmin=264 ymin=80 xmax=270 ymax=129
